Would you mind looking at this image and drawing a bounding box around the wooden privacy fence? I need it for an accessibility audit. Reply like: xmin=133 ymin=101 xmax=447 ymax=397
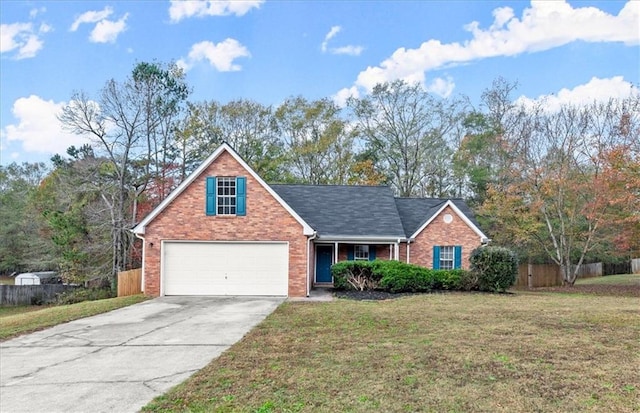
xmin=516 ymin=259 xmax=638 ymax=288
xmin=516 ymin=264 xmax=563 ymax=288
xmin=0 ymin=285 xmax=77 ymax=306
xmin=574 ymin=262 xmax=602 ymax=278
xmin=118 ymin=268 xmax=142 ymax=297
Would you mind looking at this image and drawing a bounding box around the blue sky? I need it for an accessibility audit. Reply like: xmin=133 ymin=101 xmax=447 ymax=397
xmin=1 ymin=0 xmax=638 ymax=165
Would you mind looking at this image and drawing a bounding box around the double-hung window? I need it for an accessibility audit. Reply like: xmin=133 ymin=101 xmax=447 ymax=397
xmin=217 ymin=177 xmax=236 ymax=215
xmin=433 ymin=245 xmax=462 ymax=269
xmin=206 ymin=176 xmax=246 ymax=216
xmin=354 ymin=245 xmax=369 ymax=261
xmin=439 ymin=246 xmax=455 ymax=270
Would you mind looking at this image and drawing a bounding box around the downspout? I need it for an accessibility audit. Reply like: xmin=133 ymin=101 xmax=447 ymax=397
xmin=306 ymin=231 xmax=318 ymax=297
xmin=407 ymin=239 xmax=412 ymax=264
xmin=134 ymin=232 xmax=146 ymax=294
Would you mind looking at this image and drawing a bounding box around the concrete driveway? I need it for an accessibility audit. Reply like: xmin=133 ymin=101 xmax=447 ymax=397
xmin=0 ymin=296 xmax=284 ymax=413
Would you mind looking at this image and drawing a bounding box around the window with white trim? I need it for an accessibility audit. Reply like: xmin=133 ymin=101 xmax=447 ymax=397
xmin=439 ymin=246 xmax=454 ymax=270
xmin=217 ymin=177 xmax=236 ymax=215
xmin=354 ymin=245 xmax=369 ymax=261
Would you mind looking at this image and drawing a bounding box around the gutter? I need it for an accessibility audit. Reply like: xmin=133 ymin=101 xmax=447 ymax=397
xmin=317 ymin=235 xmax=407 ymax=243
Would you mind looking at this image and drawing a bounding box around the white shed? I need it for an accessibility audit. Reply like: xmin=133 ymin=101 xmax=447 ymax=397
xmin=15 ymin=271 xmax=60 ymax=285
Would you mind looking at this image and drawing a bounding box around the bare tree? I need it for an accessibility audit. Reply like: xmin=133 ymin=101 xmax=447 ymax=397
xmin=348 ymin=80 xmax=462 ymax=196
xmin=275 ymin=97 xmax=356 ymax=184
xmin=58 ymin=62 xmax=188 ymax=288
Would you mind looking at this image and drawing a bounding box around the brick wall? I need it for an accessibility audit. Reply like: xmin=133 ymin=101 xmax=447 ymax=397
xmin=409 ymin=205 xmax=482 ymax=269
xmin=142 ymin=151 xmax=308 ymax=297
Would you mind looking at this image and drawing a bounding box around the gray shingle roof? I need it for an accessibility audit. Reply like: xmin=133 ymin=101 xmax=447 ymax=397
xmin=271 ymin=184 xmax=483 ymax=240
xmin=394 ymin=197 xmax=481 ymax=237
xmin=270 ymin=184 xmax=406 ymax=238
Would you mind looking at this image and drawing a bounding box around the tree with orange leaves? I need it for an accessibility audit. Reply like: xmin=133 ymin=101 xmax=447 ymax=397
xmin=483 ymin=95 xmax=639 ymax=285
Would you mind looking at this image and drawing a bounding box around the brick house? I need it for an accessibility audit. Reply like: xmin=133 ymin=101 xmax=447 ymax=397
xmin=132 ymin=143 xmax=489 ymax=297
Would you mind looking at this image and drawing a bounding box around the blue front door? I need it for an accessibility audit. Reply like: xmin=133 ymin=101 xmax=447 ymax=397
xmin=316 ymin=245 xmax=334 ymax=283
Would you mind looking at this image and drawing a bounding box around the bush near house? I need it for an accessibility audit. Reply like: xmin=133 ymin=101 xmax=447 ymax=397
xmin=332 ymin=252 xmax=519 ymax=294
xmin=332 ymin=260 xmax=470 ymax=293
xmin=331 ymin=261 xmax=377 ymax=290
xmin=470 ymin=246 xmax=518 ymax=292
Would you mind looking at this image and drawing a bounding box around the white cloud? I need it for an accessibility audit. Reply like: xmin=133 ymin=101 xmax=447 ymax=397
xmin=2 ymin=95 xmax=90 ymax=155
xmin=29 ymin=7 xmax=46 ymax=19
xmin=516 ymin=76 xmax=639 ymax=111
xmin=89 ymin=13 xmax=128 ymax=43
xmin=321 ymin=26 xmax=341 ymax=52
xmin=0 ymin=22 xmax=48 ymax=59
xmin=426 ymin=76 xmax=455 ymax=98
xmin=70 ymin=7 xmax=127 ymax=43
xmin=70 ymin=7 xmax=113 ymax=31
xmin=169 ymin=0 xmax=264 ymax=22
xmin=178 ymin=39 xmax=250 ymax=71
xmin=321 ymin=25 xmax=364 ymax=56
xmin=39 ymin=23 xmax=53 ymax=34
xmin=333 ymin=85 xmax=360 ymax=107
xmin=350 ymin=1 xmax=639 ymax=94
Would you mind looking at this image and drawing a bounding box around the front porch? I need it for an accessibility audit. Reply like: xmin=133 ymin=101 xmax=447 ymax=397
xmin=312 ymin=241 xmax=402 ymax=286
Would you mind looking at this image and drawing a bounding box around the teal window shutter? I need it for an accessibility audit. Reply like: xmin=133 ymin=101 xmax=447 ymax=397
xmin=454 ymin=246 xmax=462 ymax=269
xmin=347 ymin=246 xmax=354 ymax=260
xmin=206 ymin=177 xmax=216 ymax=216
xmin=236 ymin=176 xmax=246 ymax=216
xmin=369 ymin=245 xmax=376 ymax=261
xmin=433 ymin=246 xmax=441 ymax=269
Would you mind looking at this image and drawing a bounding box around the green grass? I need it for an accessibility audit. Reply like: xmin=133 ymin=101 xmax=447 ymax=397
xmin=0 ymin=294 xmax=149 ymax=341
xmin=142 ymin=292 xmax=639 ymax=413
xmin=0 ymin=305 xmax=53 ymax=317
xmin=576 ymin=273 xmax=640 ymax=286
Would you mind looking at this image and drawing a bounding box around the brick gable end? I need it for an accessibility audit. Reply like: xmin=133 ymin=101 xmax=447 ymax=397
xmin=142 ymin=151 xmax=307 ymax=296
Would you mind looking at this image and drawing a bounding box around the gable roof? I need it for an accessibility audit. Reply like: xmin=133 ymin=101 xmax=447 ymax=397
xmin=395 ymin=197 xmax=488 ymax=240
xmin=271 ymin=184 xmax=406 ymax=240
xmin=132 ymin=143 xmax=314 ymax=235
xmin=132 ymin=142 xmax=486 ymax=242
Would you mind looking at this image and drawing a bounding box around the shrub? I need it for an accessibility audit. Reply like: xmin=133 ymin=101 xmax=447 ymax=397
xmin=432 ymin=269 xmax=466 ymax=290
xmin=376 ymin=261 xmax=432 ymax=292
xmin=470 ymin=246 xmax=518 ymax=292
xmin=374 ymin=261 xmax=469 ymax=293
xmin=332 ymin=260 xmax=473 ymax=293
xmin=331 ymin=261 xmax=378 ymax=291
xmin=457 ymin=270 xmax=480 ymax=291
xmin=55 ymin=287 xmax=115 ymax=305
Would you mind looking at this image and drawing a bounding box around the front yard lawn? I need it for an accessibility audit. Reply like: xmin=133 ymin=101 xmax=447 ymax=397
xmin=0 ymin=294 xmax=149 ymax=341
xmin=143 ymin=292 xmax=639 ymax=413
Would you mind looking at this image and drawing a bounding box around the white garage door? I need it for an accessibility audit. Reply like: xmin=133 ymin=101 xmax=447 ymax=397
xmin=163 ymin=242 xmax=289 ymax=296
